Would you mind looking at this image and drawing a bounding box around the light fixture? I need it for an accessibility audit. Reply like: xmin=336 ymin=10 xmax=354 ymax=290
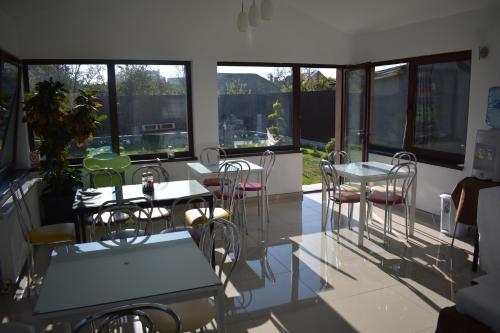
xmin=237 ymin=0 xmax=248 ymax=32
xmin=249 ymin=0 xmax=260 ymax=27
xmin=261 ymin=0 xmax=272 ymax=20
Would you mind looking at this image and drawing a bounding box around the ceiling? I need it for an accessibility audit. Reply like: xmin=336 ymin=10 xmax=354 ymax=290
xmin=282 ymin=0 xmax=500 ymax=34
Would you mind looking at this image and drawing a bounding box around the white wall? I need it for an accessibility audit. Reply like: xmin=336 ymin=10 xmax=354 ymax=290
xmin=352 ymin=5 xmax=500 ymax=214
xmin=5 ymin=0 xmax=349 ymax=195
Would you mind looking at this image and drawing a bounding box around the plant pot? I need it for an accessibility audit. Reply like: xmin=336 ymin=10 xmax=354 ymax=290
xmin=40 ymin=190 xmax=76 ymax=226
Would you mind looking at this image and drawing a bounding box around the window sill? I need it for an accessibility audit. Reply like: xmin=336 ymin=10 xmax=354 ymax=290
xmin=224 ymin=148 xmax=300 ymax=158
xmin=368 ymin=148 xmax=464 ymax=170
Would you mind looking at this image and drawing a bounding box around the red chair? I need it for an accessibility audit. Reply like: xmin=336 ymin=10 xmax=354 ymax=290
xmin=241 ymin=150 xmax=275 ymax=223
xmin=199 ymin=147 xmax=227 ymax=187
xmin=367 ymin=162 xmax=416 ymax=244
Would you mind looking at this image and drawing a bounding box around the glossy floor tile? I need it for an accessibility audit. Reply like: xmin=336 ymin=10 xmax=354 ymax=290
xmin=0 ymin=192 xmax=480 ymax=332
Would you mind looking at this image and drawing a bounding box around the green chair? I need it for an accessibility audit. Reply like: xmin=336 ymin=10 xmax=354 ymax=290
xmin=83 ymin=155 xmax=131 ymax=187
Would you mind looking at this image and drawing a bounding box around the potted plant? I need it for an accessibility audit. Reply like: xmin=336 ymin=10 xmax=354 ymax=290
xmin=266 ymin=99 xmax=287 ymax=145
xmin=23 ymin=79 xmax=107 ymax=225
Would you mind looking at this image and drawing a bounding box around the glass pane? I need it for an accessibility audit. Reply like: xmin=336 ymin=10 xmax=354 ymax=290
xmin=114 ymin=64 xmax=189 ymax=156
xmin=344 ymin=68 xmax=366 ymax=162
xmin=370 ymin=63 xmax=408 ymax=149
xmin=217 ymin=66 xmax=293 ymax=149
xmin=0 ymin=61 xmax=19 ymax=151
xmin=300 ymin=67 xmax=336 ymax=185
xmin=27 ymin=64 xmax=110 ymax=159
xmin=413 ymin=60 xmax=470 ymax=155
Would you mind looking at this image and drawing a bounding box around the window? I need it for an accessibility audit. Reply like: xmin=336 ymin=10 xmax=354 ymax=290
xmin=24 ymin=61 xmax=193 ymax=161
xmin=217 ymin=64 xmax=294 ymax=151
xmin=114 ymin=64 xmax=190 ymax=157
xmin=26 ymin=64 xmax=110 ymax=159
xmin=0 ymin=50 xmax=21 ymax=172
xmin=368 ymin=51 xmax=471 ymax=168
xmin=370 ymin=63 xmax=408 ymax=150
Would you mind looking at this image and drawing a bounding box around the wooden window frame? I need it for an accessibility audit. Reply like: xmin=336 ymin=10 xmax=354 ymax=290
xmin=368 ymin=50 xmax=472 ymax=169
xmin=22 ymin=59 xmax=195 ymax=164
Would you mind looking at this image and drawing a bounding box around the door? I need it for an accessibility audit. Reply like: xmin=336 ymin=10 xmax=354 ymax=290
xmin=342 ymin=65 xmax=370 ymax=162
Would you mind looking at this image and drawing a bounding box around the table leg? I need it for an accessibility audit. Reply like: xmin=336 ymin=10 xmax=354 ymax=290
xmin=77 ymin=214 xmax=87 ymax=243
xmin=321 ymin=179 xmax=327 ymax=228
xmin=357 ymin=182 xmax=367 ymax=247
xmin=409 ymin=176 xmax=417 ymax=237
xmin=216 ymin=286 xmax=225 ymax=332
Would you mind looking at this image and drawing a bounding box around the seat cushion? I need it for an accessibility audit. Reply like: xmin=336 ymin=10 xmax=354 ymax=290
xmin=242 ymin=181 xmax=263 ymax=191
xmin=160 ymin=227 xmax=202 ymax=245
xmin=146 ymin=298 xmax=216 ymax=332
xmin=370 ymin=184 xmax=402 ymax=194
xmin=203 ymin=178 xmax=220 ymax=187
xmin=184 ymin=207 xmax=229 ymax=226
xmin=134 ymin=207 xmax=171 ymax=220
xmin=29 ymin=223 xmax=76 ymax=244
xmin=367 ymin=191 xmax=404 ymax=205
xmin=92 ymin=211 xmax=130 ymax=224
xmin=333 ymin=191 xmax=361 ymax=204
xmin=456 ymin=276 xmax=500 ymax=333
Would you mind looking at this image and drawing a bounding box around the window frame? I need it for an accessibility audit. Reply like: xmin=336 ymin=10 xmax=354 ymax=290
xmin=368 ymin=50 xmax=472 ymax=169
xmin=22 ymin=59 xmax=195 ymax=164
xmin=0 ymin=48 xmax=22 ymax=178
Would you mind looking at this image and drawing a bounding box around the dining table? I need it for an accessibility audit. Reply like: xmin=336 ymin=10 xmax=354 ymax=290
xmin=33 ymin=231 xmax=226 ymax=331
xmin=187 ymin=159 xmax=266 ymax=226
xmin=322 ymin=161 xmax=417 ymax=247
xmin=72 ymin=179 xmax=213 ymax=243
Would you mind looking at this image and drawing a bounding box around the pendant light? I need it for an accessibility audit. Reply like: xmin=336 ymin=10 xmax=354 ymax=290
xmin=249 ymin=0 xmax=260 ymax=27
xmin=237 ymin=0 xmax=248 ymax=32
xmin=261 ymin=0 xmax=273 ymax=20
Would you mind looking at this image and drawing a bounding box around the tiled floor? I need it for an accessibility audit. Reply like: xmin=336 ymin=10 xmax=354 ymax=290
xmin=1 ymin=192 xmax=480 ymax=332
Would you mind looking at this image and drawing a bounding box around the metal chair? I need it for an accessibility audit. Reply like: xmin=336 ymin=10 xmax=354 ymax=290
xmin=367 ymin=162 xmax=416 ymax=244
xmin=131 ymin=160 xmax=171 ymax=229
xmin=89 ymin=167 xmax=123 ymax=188
xmin=319 ymin=159 xmax=361 ymax=241
xmin=73 ymin=303 xmax=181 ymax=333
xmin=91 ymin=198 xmax=153 ymax=241
xmin=9 ymin=181 xmax=76 ymax=295
xmin=370 ymin=151 xmax=418 ymax=194
xmin=241 ymin=150 xmax=275 ymax=223
xmin=327 ymin=150 xmax=350 ymax=164
xmin=200 ymin=147 xmax=227 ymax=187
xmin=147 ymin=218 xmax=241 ymax=332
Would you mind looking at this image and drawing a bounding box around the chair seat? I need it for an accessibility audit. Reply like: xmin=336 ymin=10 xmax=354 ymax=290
xmin=134 ymin=207 xmax=170 ymax=220
xmin=160 ymin=227 xmax=202 ymax=244
xmin=100 ymin=229 xmax=146 ymax=241
xmin=332 ymin=191 xmax=361 ymax=204
xmin=184 ymin=207 xmax=230 ymax=227
xmin=29 ymin=223 xmax=76 ymax=244
xmin=370 ymin=184 xmax=403 ymax=194
xmin=92 ymin=211 xmax=130 ymax=224
xmin=241 ymin=181 xmax=263 ymax=191
xmin=213 ymin=190 xmax=245 ymax=200
xmin=367 ymin=191 xmax=404 ymax=205
xmin=146 ymin=298 xmax=215 ymax=332
xmin=203 ymin=178 xmax=220 ymax=187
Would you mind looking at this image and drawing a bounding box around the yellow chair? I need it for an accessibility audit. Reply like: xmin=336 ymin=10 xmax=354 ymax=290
xmin=9 ymin=181 xmax=76 ymax=293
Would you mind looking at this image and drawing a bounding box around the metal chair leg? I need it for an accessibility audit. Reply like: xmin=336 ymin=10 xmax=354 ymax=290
xmin=388 ymin=206 xmax=393 ymax=233
xmin=329 ymin=199 xmax=335 ymax=234
xmin=451 ymin=221 xmax=458 ymax=247
xmin=366 ymin=203 xmax=372 ymax=240
xmin=348 ymin=203 xmax=353 ymax=230
xmin=404 ymin=204 xmax=409 ymax=240
xmin=383 ymin=205 xmax=388 ymax=244
xmin=337 ymin=203 xmax=342 ymax=242
xmin=265 ymin=188 xmax=270 ymax=223
xmin=242 ymin=196 xmax=248 ymax=235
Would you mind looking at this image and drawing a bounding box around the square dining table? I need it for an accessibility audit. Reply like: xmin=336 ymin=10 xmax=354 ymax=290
xmin=187 ymin=160 xmax=266 ymax=226
xmin=322 ymin=161 xmax=417 ymax=246
xmin=73 ymin=180 xmax=213 ymax=243
xmin=33 ymin=231 xmax=226 ymax=331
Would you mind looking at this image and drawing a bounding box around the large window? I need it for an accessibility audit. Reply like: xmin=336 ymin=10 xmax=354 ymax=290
xmin=217 ymin=64 xmax=294 ymax=151
xmin=368 ymin=51 xmax=471 ymax=168
xmin=24 ymin=61 xmax=193 ymax=161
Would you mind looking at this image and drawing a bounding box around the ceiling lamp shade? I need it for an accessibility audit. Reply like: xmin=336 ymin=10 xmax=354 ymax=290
xmin=261 ymin=0 xmax=273 ymax=20
xmin=237 ymin=1 xmax=248 ymax=32
xmin=249 ymin=0 xmax=260 ymax=27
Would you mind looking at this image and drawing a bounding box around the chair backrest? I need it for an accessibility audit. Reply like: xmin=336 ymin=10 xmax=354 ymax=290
xmin=231 ymin=159 xmax=251 ymax=190
xmin=131 ymin=162 xmax=170 ymax=184
xmin=91 ymin=197 xmax=153 ymax=241
xmin=319 ymin=159 xmax=342 ymax=196
xmin=9 ymin=181 xmax=33 ymax=241
xmin=260 ymin=150 xmax=276 ymax=183
xmin=89 ymin=167 xmax=123 ymax=188
xmin=327 ymin=150 xmax=350 ymax=164
xmin=385 ymin=162 xmax=417 ymax=203
xmin=199 ymin=218 xmax=241 ymax=289
xmin=73 ymin=303 xmax=180 ymax=333
xmin=391 ymin=151 xmax=417 ymax=165
xmin=199 ymin=147 xmax=227 ymax=166
xmin=217 ymin=161 xmax=241 ymax=216
xmin=170 ymin=196 xmax=210 ymax=230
